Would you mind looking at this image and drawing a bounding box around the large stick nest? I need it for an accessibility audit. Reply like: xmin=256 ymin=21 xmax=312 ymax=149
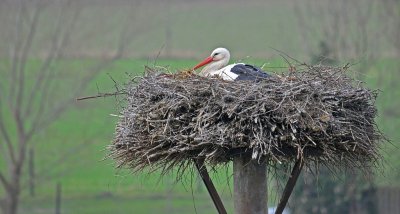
xmin=109 ymin=65 xmax=382 ymax=173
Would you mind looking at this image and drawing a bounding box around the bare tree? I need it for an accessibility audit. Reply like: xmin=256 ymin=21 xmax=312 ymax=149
xmin=382 ymin=0 xmax=400 ymax=58
xmin=293 ymin=0 xmax=385 ymax=78
xmin=0 ymin=0 xmax=136 ymax=213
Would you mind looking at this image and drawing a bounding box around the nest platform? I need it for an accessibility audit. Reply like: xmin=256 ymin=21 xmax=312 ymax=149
xmin=109 ymin=65 xmax=382 ymax=173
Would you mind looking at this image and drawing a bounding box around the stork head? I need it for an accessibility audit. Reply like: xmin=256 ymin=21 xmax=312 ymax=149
xmin=192 ymin=47 xmax=231 ymax=75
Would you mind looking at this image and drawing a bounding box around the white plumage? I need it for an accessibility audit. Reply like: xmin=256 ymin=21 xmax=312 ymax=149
xmin=193 ymin=48 xmax=269 ymax=81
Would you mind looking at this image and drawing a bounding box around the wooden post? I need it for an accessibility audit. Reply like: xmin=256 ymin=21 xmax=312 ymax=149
xmin=29 ymin=148 xmax=35 ymax=197
xmin=55 ymin=182 xmax=62 ymax=214
xmin=234 ymin=155 xmax=267 ymax=214
xmin=275 ymin=158 xmax=304 ymax=214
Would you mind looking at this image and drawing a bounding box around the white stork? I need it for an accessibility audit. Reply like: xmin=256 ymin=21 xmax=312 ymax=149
xmin=192 ymin=47 xmax=270 ymax=81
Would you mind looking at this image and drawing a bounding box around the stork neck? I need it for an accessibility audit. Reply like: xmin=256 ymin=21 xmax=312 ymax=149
xmin=200 ymin=58 xmax=229 ymax=76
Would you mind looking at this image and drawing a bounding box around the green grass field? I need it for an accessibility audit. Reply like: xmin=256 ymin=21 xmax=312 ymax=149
xmin=2 ymin=57 xmax=394 ymax=214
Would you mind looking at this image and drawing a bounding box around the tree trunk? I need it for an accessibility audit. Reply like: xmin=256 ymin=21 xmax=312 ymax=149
xmin=2 ymin=189 xmax=20 ymax=214
xmin=1 ymin=151 xmax=25 ymax=214
xmin=0 ymin=198 xmax=5 ymax=214
xmin=233 ymin=155 xmax=267 ymax=214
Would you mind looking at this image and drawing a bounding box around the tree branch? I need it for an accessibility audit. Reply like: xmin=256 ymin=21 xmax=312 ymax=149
xmin=24 ymin=0 xmax=79 ymax=118
xmin=0 ymin=170 xmax=11 ymax=193
xmin=0 ymin=102 xmax=16 ymax=164
xmin=27 ymin=54 xmax=121 ymax=138
xmin=0 ymin=171 xmax=7 ymax=186
xmin=8 ymin=0 xmax=25 ymax=106
xmin=0 ymin=123 xmax=16 ymax=164
xmin=28 ymin=17 xmax=130 ymax=136
xmin=14 ymin=1 xmax=41 ymax=118
xmin=292 ymin=2 xmax=312 ymax=56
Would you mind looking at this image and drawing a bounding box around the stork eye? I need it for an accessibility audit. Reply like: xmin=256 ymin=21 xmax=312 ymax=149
xmin=214 ymin=53 xmax=219 ymax=56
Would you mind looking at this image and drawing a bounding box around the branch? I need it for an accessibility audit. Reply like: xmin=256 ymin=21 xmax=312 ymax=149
xmin=292 ymin=2 xmax=313 ymax=55
xmin=0 ymin=170 xmax=11 ymax=193
xmin=26 ymin=0 xmax=133 ymax=137
xmin=23 ymin=2 xmax=83 ymax=139
xmin=0 ymin=102 xmax=16 ymax=164
xmin=0 ymin=123 xmax=16 ymax=164
xmin=8 ymin=0 xmax=25 ymax=105
xmin=0 ymin=171 xmax=7 ymax=185
xmin=27 ymin=55 xmax=121 ymax=138
xmin=14 ymin=1 xmax=41 ymax=118
xmin=24 ymin=0 xmax=80 ymax=118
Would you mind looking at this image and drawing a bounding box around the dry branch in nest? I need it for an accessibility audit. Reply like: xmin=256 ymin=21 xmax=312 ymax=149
xmin=109 ymin=65 xmax=383 ymax=174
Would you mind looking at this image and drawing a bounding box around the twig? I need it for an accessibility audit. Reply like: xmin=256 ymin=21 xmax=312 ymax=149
xmin=76 ymin=92 xmax=125 ymax=101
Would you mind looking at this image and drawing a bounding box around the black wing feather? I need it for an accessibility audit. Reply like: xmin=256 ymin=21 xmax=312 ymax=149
xmin=230 ymin=64 xmax=270 ymax=81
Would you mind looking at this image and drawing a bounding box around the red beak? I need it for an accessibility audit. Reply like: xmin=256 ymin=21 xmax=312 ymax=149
xmin=193 ymin=56 xmax=213 ymax=70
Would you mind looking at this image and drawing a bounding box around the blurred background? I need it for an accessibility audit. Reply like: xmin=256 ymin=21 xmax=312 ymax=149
xmin=0 ymin=0 xmax=399 ymax=213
